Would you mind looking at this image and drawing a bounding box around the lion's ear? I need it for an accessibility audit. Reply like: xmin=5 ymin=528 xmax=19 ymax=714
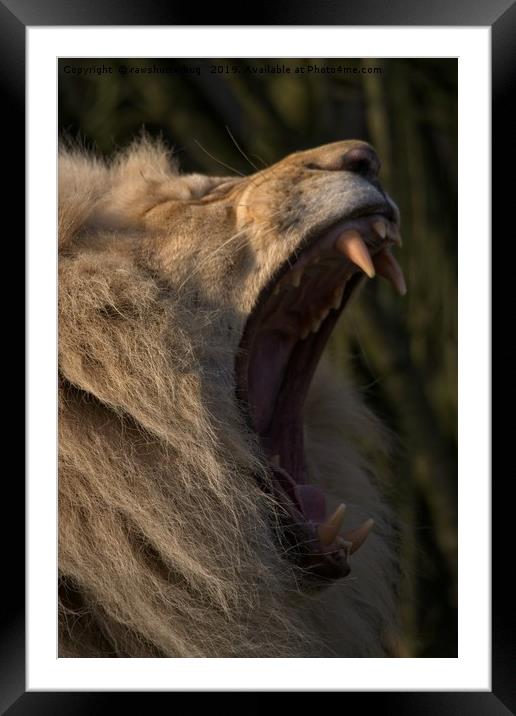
xmin=111 ymin=134 xmax=178 ymax=180
xmin=59 ymin=137 xmax=179 ymax=246
xmin=60 ymin=252 xmax=154 ymax=393
xmin=58 ymin=252 xmax=185 ymax=436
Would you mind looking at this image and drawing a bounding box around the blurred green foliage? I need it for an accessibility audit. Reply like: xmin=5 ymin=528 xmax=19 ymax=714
xmin=59 ymin=58 xmax=457 ymax=657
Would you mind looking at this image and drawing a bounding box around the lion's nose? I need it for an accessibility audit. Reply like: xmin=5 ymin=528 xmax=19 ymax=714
xmin=341 ymin=145 xmax=381 ymax=180
xmin=304 ymin=142 xmax=381 ymax=181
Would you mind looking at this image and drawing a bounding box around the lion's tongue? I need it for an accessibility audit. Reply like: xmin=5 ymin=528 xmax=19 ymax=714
xmin=294 ymin=484 xmax=327 ymax=522
xmin=271 ymin=467 xmax=327 ymax=522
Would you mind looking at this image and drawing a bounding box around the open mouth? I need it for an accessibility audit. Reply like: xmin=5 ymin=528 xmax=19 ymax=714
xmin=235 ymin=205 xmax=405 ymax=584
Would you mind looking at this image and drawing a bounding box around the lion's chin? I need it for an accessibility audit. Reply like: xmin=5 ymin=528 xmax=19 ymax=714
xmin=235 ymin=208 xmax=405 ymax=582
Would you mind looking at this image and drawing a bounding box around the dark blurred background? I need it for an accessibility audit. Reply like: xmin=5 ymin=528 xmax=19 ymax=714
xmin=59 ymin=57 xmax=457 ymax=657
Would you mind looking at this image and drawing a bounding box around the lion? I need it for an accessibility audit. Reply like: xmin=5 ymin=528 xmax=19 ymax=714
xmin=58 ymin=135 xmax=405 ymax=658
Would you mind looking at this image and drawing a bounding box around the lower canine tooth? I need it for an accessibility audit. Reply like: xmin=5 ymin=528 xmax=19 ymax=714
xmin=318 ymin=503 xmax=346 ymax=546
xmin=335 ymin=230 xmax=375 ymax=278
xmin=373 ymin=249 xmax=407 ymax=296
xmin=345 ymin=518 xmax=374 ymax=555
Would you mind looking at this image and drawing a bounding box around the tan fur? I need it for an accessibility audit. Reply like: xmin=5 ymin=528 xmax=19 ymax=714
xmin=58 ymin=136 xmax=399 ymax=657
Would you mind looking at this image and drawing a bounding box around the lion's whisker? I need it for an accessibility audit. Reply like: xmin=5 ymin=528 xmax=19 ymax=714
xmin=193 ymin=138 xmax=246 ymax=177
xmin=224 ymin=125 xmax=259 ymax=172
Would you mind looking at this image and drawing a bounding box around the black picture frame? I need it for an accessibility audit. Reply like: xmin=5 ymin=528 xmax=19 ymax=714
xmin=9 ymin=0 xmax=509 ymax=711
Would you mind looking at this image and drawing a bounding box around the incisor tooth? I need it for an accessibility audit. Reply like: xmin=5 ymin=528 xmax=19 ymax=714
xmin=319 ymin=307 xmax=330 ymax=323
xmin=311 ymin=317 xmax=322 ymax=334
xmin=373 ymin=219 xmax=387 ymax=239
xmin=374 ymin=249 xmax=407 ymax=296
xmin=318 ymin=503 xmax=346 ymax=546
xmin=387 ymin=223 xmax=402 ymax=246
xmin=291 ymin=268 xmax=303 ymax=288
xmin=332 ymin=285 xmax=345 ymax=310
xmin=336 ymin=537 xmax=353 ymax=555
xmin=335 ymin=230 xmax=375 ymax=278
xmin=345 ymin=518 xmax=374 ymax=555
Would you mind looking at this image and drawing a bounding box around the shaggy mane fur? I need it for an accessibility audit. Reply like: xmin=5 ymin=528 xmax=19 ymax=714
xmin=58 ymin=138 xmax=399 ymax=658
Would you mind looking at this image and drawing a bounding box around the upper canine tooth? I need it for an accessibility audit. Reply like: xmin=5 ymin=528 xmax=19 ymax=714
xmin=335 ymin=230 xmax=375 ymax=278
xmin=373 ymin=249 xmax=407 ymax=296
xmin=300 ymin=324 xmax=311 ymax=340
xmin=291 ymin=268 xmax=303 ymax=288
xmin=332 ymin=285 xmax=345 ymax=310
xmin=373 ymin=219 xmax=387 ymax=239
xmin=344 ymin=518 xmax=374 ymax=555
xmin=318 ymin=503 xmax=346 ymax=546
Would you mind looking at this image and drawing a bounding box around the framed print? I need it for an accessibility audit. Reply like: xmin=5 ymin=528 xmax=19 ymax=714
xmin=8 ymin=0 xmax=509 ymax=710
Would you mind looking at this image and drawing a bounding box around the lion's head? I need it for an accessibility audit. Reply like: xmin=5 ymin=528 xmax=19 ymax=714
xmin=58 ymin=136 xmax=402 ymax=657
